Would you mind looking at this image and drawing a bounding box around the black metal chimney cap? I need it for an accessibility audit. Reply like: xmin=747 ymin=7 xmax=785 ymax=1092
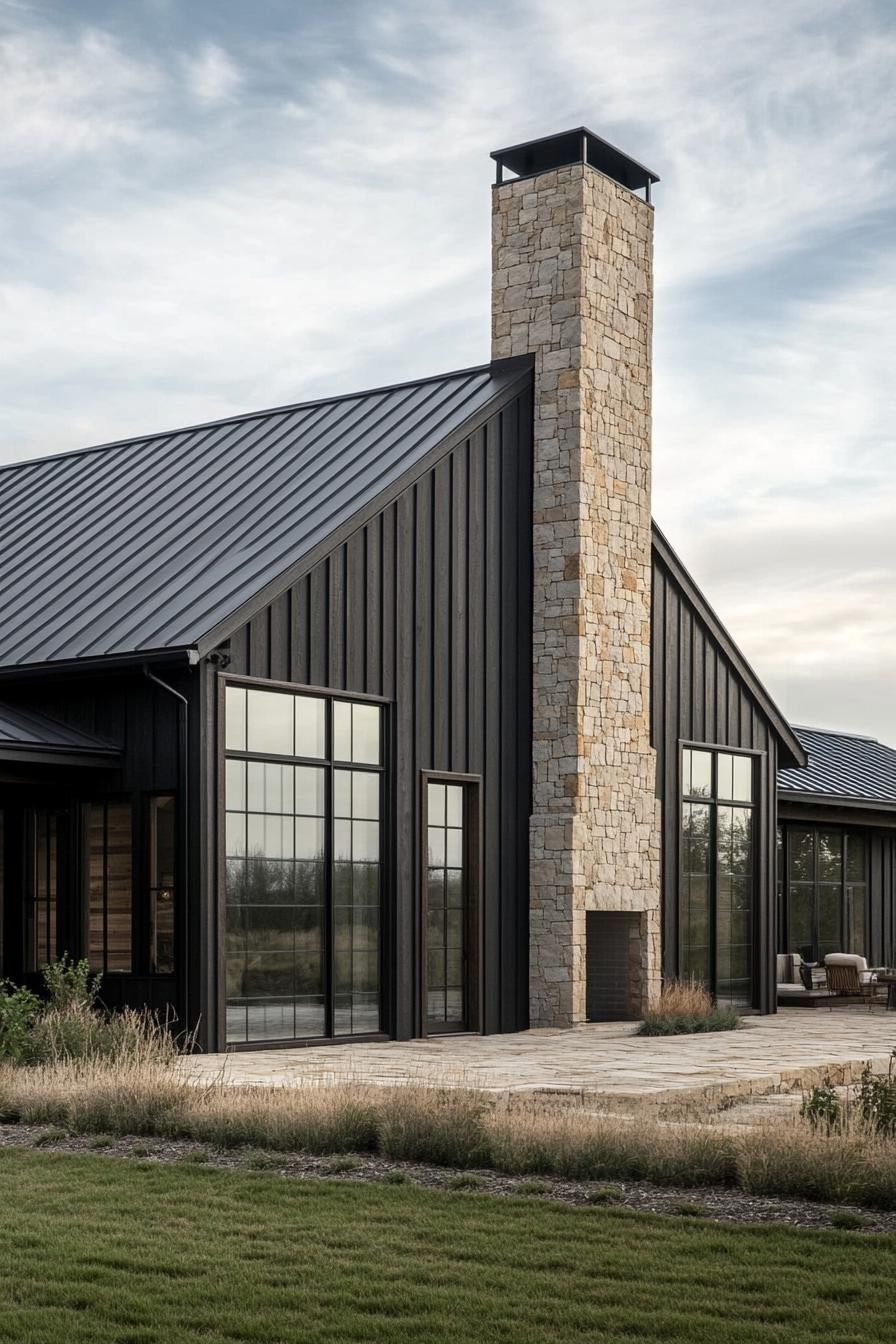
xmin=490 ymin=127 xmax=659 ymax=199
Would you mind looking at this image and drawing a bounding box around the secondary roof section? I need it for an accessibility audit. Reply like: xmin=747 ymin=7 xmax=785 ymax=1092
xmin=779 ymin=725 xmax=896 ymax=809
xmin=0 ymin=702 xmax=119 ymax=767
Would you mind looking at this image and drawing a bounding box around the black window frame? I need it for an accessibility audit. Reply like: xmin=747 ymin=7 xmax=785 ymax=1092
xmin=679 ymin=743 xmax=759 ymax=1007
xmin=779 ymin=824 xmax=868 ymax=964
xmin=219 ymin=673 xmax=391 ymax=1050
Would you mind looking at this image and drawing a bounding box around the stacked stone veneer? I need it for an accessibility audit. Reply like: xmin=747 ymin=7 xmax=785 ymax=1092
xmin=491 ymin=162 xmax=662 ymax=1027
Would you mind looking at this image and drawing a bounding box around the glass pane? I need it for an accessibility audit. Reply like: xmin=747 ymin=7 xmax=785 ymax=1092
xmin=352 ymin=772 xmax=380 ymax=821
xmin=817 ymin=832 xmax=843 ymax=883
xmin=351 ymin=704 xmax=381 ymax=765
xmin=428 ymin=783 xmax=446 ymax=826
xmin=445 ymin=786 xmax=463 ymax=827
xmin=427 ymin=827 xmax=445 ymax=866
xmin=684 ymin=749 xmax=712 ymax=798
xmin=445 ymin=828 xmax=463 ymax=867
xmin=716 ymin=754 xmax=735 ymax=802
xmin=149 ymin=795 xmax=176 ymax=975
xmin=846 ymin=835 xmax=866 ymax=884
xmin=333 ymin=702 xmax=352 ymax=761
xmin=295 ymin=766 xmax=325 ymax=817
xmin=294 ymin=696 xmax=326 ymax=759
xmin=789 ymin=883 xmax=814 ymax=960
xmin=225 ymin=812 xmax=246 ymax=858
xmin=847 ymin=884 xmax=866 ymax=956
xmin=352 ymin=820 xmax=380 ymax=863
xmin=86 ymin=802 xmax=133 ymax=973
xmin=334 ymin=770 xmax=352 ymax=819
xmin=225 ymin=759 xmax=246 ymax=811
xmin=246 ymin=689 xmax=293 ymax=756
xmin=295 ymin=817 xmax=324 ymax=860
xmin=246 ymin=761 xmax=265 ymax=811
xmin=817 ymin=884 xmax=841 ymax=959
xmin=789 ymin=831 xmax=814 ymax=883
xmin=731 ymin=755 xmax=753 ymax=803
xmin=334 ymin=819 xmax=352 ymax=862
xmin=225 ymin=686 xmax=246 ymax=751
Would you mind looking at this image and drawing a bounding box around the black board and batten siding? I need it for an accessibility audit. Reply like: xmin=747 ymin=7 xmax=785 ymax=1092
xmin=650 ymin=532 xmax=795 ymax=1014
xmin=215 ymin=387 xmax=534 ymax=1042
xmin=0 ymin=671 xmax=187 ymax=1023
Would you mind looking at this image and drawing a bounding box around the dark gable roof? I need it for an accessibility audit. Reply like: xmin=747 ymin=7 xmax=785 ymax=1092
xmin=0 ymin=701 xmax=119 ymax=766
xmin=650 ymin=525 xmax=806 ymax=770
xmin=0 ymin=358 xmax=532 ymax=671
xmin=779 ymin=725 xmax=896 ymax=809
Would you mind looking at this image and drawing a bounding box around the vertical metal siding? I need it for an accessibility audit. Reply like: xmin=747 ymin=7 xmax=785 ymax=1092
xmin=651 ymin=550 xmax=779 ymax=1013
xmin=219 ymin=388 xmax=533 ymax=1039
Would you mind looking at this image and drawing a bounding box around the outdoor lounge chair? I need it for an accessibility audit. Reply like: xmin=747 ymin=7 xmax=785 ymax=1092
xmin=823 ymin=954 xmax=888 ymax=1009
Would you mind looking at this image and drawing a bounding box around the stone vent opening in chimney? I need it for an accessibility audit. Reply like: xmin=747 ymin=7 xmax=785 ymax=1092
xmin=490 ymin=126 xmax=659 ymax=201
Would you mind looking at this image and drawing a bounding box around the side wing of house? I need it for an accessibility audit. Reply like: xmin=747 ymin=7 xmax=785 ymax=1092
xmin=200 ymin=380 xmax=534 ymax=1048
xmin=651 ymin=527 xmax=805 ymax=1014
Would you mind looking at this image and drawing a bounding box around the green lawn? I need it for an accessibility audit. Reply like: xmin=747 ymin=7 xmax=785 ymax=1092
xmin=1 ymin=1150 xmax=895 ymax=1343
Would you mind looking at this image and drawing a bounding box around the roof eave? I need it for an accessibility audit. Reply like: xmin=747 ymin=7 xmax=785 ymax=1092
xmin=778 ymin=788 xmax=896 ymax=814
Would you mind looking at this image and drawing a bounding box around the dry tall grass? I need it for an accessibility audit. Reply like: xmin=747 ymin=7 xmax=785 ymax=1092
xmin=638 ymin=978 xmax=739 ymax=1035
xmin=3 ymin=1050 xmax=896 ymax=1208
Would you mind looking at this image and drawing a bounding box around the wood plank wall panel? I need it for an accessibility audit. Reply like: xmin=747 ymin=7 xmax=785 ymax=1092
xmin=651 ymin=550 xmax=780 ymax=1013
xmin=222 ymin=388 xmax=534 ymax=1038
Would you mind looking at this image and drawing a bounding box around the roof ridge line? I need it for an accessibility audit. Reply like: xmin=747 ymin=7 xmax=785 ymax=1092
xmin=0 ymin=357 xmax=530 ymax=476
xmin=791 ymin=723 xmax=880 ymax=743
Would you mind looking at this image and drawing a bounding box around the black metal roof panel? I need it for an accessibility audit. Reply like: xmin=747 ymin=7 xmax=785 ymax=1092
xmin=0 ymin=360 xmax=529 ymax=670
xmin=778 ymin=726 xmax=896 ymax=807
xmin=0 ymin=702 xmax=118 ymax=762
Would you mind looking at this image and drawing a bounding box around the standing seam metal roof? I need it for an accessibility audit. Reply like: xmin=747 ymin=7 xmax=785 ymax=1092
xmin=778 ymin=726 xmax=896 ymax=806
xmin=0 ymin=360 xmax=528 ymax=669
xmin=0 ymin=702 xmax=118 ymax=757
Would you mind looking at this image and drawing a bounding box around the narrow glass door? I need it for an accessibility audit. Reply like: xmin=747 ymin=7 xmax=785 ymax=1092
xmin=425 ymin=780 xmax=468 ymax=1033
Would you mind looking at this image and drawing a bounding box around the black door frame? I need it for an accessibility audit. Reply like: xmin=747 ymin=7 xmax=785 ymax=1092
xmin=419 ymin=770 xmax=483 ymax=1036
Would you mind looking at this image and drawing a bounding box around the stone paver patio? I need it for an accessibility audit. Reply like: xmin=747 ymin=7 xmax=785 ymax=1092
xmin=184 ymin=1010 xmax=896 ymax=1106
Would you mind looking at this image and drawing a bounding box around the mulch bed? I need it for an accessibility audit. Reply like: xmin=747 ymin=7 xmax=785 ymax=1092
xmin=1 ymin=1120 xmax=892 ymax=1235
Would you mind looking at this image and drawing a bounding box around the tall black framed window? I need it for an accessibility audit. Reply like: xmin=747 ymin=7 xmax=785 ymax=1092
xmin=223 ymin=682 xmax=385 ymax=1045
xmin=781 ymin=827 xmax=866 ymax=963
xmin=86 ymin=801 xmax=134 ymax=973
xmin=681 ymin=747 xmax=756 ymax=1007
xmin=25 ymin=810 xmax=59 ymax=973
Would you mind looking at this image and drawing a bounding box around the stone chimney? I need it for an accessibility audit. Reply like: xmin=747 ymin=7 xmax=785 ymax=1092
xmin=490 ymin=128 xmax=662 ymax=1027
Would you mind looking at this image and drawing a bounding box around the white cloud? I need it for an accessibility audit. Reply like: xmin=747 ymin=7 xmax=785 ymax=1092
xmin=0 ymin=0 xmax=894 ymax=741
xmin=182 ymin=42 xmax=241 ymax=105
xmin=0 ymin=26 xmax=166 ymax=168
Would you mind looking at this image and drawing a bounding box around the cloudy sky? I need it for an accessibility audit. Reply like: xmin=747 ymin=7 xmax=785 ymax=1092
xmin=1 ymin=0 xmax=894 ymax=739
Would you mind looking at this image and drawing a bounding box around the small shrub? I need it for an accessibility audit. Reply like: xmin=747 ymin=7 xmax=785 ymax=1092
xmin=178 ymin=1150 xmax=210 ymax=1165
xmin=41 ymin=956 xmax=100 ymax=1013
xmin=380 ymin=1170 xmax=410 ymax=1185
xmin=801 ymin=1079 xmax=841 ymax=1133
xmin=448 ymin=1173 xmax=486 ymax=1191
xmin=32 ymin=1125 xmax=67 ymax=1146
xmin=637 ymin=978 xmax=739 ymax=1036
xmin=326 ymin=1154 xmax=362 ymax=1174
xmin=0 ymin=982 xmax=41 ymax=1063
xmin=516 ymin=1179 xmax=551 ymax=1196
xmin=855 ymin=1060 xmax=896 ymax=1138
xmin=669 ymin=1201 xmax=706 ymax=1217
xmin=829 ymin=1210 xmax=870 ymax=1231
xmin=243 ymin=1150 xmax=280 ymax=1170
xmin=130 ymin=1143 xmax=152 ymax=1157
xmin=587 ymin=1184 xmax=624 ymax=1204
xmin=89 ymin=1135 xmax=115 ymax=1149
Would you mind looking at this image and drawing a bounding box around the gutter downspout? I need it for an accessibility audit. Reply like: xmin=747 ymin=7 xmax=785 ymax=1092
xmin=143 ymin=665 xmax=190 ymax=1041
